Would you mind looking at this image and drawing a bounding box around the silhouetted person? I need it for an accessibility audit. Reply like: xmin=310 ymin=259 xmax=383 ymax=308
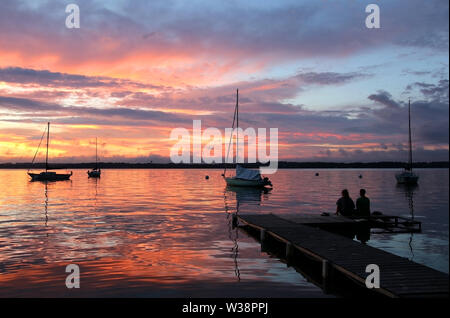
xmin=356 ymin=188 xmax=371 ymax=217
xmin=336 ymin=189 xmax=355 ymax=216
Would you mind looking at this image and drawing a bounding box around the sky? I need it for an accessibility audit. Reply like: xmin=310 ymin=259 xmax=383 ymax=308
xmin=0 ymin=0 xmax=448 ymax=163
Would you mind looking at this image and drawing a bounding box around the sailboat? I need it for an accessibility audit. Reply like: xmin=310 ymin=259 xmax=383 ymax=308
xmin=396 ymin=100 xmax=419 ymax=184
xmin=87 ymin=138 xmax=101 ymax=178
xmin=222 ymin=89 xmax=272 ymax=188
xmin=28 ymin=122 xmax=73 ymax=181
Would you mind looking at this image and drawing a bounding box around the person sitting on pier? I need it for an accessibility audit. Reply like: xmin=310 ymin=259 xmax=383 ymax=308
xmin=336 ymin=189 xmax=355 ymax=216
xmin=356 ymin=189 xmax=371 ymax=217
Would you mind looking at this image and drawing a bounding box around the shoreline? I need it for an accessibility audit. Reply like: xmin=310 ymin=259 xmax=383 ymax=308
xmin=1 ymin=161 xmax=448 ymax=169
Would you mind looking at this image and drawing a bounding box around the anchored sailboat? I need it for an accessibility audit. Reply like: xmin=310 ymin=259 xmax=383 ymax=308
xmin=396 ymin=100 xmax=419 ymax=184
xmin=222 ymin=89 xmax=272 ymax=188
xmin=87 ymin=138 xmax=101 ymax=178
xmin=28 ymin=122 xmax=72 ymax=181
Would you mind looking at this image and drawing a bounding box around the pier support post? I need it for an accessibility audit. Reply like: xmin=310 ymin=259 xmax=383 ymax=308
xmin=322 ymin=260 xmax=330 ymax=293
xmin=322 ymin=260 xmax=329 ymax=279
xmin=260 ymin=229 xmax=266 ymax=242
xmin=286 ymin=242 xmax=294 ymax=262
xmin=260 ymin=229 xmax=267 ymax=251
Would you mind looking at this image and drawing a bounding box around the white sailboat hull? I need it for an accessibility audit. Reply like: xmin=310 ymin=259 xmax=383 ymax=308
xmin=396 ymin=171 xmax=419 ymax=184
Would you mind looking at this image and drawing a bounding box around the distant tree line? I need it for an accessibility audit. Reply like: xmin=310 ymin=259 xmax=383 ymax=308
xmin=1 ymin=161 xmax=448 ymax=169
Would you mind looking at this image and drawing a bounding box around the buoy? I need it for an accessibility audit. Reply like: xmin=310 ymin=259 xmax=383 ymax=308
xmin=315 ymin=172 xmax=319 ymax=176
xmin=205 ymin=175 xmax=209 ymax=180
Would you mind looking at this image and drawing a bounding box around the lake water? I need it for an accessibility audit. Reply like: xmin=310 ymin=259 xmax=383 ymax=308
xmin=0 ymin=168 xmax=448 ymax=297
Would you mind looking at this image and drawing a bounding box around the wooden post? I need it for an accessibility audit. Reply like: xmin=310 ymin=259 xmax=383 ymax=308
xmin=260 ymin=229 xmax=267 ymax=251
xmin=286 ymin=242 xmax=293 ymax=260
xmin=322 ymin=260 xmax=329 ymax=281
xmin=322 ymin=259 xmax=330 ymax=293
xmin=260 ymin=229 xmax=266 ymax=242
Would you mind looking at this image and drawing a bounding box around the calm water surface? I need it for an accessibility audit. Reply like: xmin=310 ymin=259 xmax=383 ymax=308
xmin=0 ymin=169 xmax=448 ymax=297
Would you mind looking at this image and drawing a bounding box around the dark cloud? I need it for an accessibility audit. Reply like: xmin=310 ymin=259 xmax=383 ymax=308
xmin=114 ymin=70 xmax=367 ymax=115
xmin=0 ymin=96 xmax=59 ymax=112
xmin=0 ymin=0 xmax=447 ymax=75
xmin=412 ymin=80 xmax=449 ymax=101
xmin=0 ymin=67 xmax=164 ymax=90
xmin=295 ymin=72 xmax=368 ymax=85
xmin=368 ymin=91 xmax=400 ymax=109
xmin=365 ymin=87 xmax=449 ymax=145
xmin=2 ymin=71 xmax=448 ymax=151
xmin=0 ymin=95 xmax=191 ymax=124
xmin=402 ymin=70 xmax=432 ymax=76
xmin=308 ymin=147 xmax=449 ymax=163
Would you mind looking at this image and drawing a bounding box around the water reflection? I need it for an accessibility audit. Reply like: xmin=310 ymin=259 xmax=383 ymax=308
xmin=355 ymin=224 xmax=371 ymax=244
xmin=230 ymin=218 xmax=240 ymax=282
xmin=44 ymin=182 xmax=48 ymax=228
xmin=332 ymin=220 xmax=371 ymax=244
xmin=396 ymin=183 xmax=418 ymax=219
xmin=0 ymin=169 xmax=447 ymax=296
xmin=225 ymin=186 xmax=271 ymax=213
xmin=32 ymin=179 xmax=72 ymax=231
xmin=396 ymin=183 xmax=418 ymax=260
xmin=224 ymin=186 xmax=272 ymax=282
xmin=88 ymin=175 xmax=99 ymax=212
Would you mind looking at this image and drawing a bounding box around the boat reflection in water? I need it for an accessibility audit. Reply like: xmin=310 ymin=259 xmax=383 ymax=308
xmin=225 ymin=185 xmax=271 ymax=213
xmin=396 ymin=183 xmax=418 ymax=260
xmin=36 ymin=179 xmax=69 ymax=234
xmin=224 ymin=186 xmax=272 ymax=282
xmin=44 ymin=182 xmax=48 ymax=228
xmin=396 ymin=184 xmax=418 ymax=220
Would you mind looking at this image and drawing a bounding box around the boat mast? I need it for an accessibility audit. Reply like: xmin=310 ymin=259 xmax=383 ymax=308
xmin=45 ymin=122 xmax=50 ymax=172
xmin=408 ymin=99 xmax=413 ymax=171
xmin=236 ymin=89 xmax=239 ymax=165
xmin=95 ymin=137 xmax=98 ymax=170
xmin=222 ymin=90 xmax=238 ymax=177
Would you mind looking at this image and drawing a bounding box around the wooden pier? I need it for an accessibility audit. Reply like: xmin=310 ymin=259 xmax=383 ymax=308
xmin=272 ymin=213 xmax=422 ymax=233
xmin=236 ymin=213 xmax=448 ymax=298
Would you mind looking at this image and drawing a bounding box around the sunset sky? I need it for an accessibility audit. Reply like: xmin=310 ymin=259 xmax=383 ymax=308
xmin=0 ymin=0 xmax=448 ymax=163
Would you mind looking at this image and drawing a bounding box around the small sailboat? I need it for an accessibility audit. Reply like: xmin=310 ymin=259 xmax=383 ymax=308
xmin=225 ymin=165 xmax=272 ymax=187
xmin=396 ymin=100 xmax=419 ymax=185
xmin=87 ymin=138 xmax=101 ymax=178
xmin=222 ymin=89 xmax=272 ymax=188
xmin=28 ymin=122 xmax=72 ymax=181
